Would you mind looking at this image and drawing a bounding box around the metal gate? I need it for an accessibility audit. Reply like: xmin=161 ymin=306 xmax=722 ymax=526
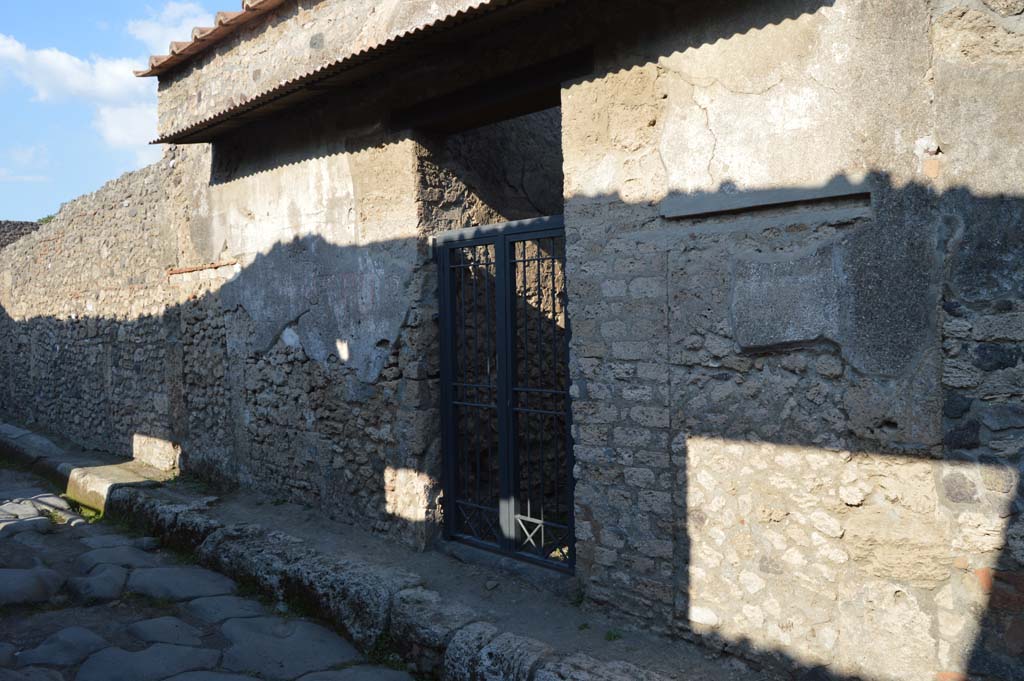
xmin=435 ymin=216 xmax=573 ymax=571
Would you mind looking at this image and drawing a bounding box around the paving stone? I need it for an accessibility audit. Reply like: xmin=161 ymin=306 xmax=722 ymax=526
xmin=0 ymin=501 xmax=41 ymax=519
xmin=76 ymin=644 xmax=220 ymax=681
xmin=535 ymin=654 xmax=672 ymax=681
xmin=127 ymin=567 xmax=236 ymax=601
xmin=67 ymin=564 xmax=128 ymax=603
xmin=0 ymin=643 xmax=14 ymax=667
xmin=164 ymin=674 xmax=261 ymax=681
xmin=299 ymin=668 xmax=414 ymax=681
xmin=220 ymin=617 xmax=362 ymax=680
xmin=11 ymin=532 xmax=50 ymax=549
xmin=0 ymin=517 xmax=52 ymax=539
xmin=74 ymin=546 xmax=159 ymax=574
xmin=26 ymin=494 xmax=72 ymax=513
xmin=80 ymin=535 xmax=159 ymax=551
xmin=127 ymin=617 xmax=202 ymax=646
xmin=0 ymin=568 xmax=64 ymax=606
xmin=0 ymin=667 xmax=64 ymax=681
xmin=183 ymin=596 xmax=266 ymax=624
xmin=14 ymin=626 xmax=107 ymax=668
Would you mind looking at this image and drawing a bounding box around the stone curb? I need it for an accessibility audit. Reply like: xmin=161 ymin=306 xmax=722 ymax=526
xmin=0 ymin=419 xmax=670 ymax=681
xmin=0 ymin=421 xmax=168 ymax=511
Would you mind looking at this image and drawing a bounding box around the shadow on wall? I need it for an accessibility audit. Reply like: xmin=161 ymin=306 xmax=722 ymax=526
xmin=565 ymin=172 xmax=1023 ymax=681
xmin=0 ymin=171 xmax=1021 ymax=680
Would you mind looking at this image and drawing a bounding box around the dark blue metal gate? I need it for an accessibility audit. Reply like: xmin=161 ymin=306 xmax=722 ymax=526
xmin=435 ymin=216 xmax=573 ymax=571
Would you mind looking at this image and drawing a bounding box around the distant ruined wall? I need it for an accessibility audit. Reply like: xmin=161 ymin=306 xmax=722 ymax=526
xmin=0 ymin=146 xmax=209 ymax=467
xmin=0 ymin=221 xmax=40 ymax=251
xmin=563 ymin=1 xmax=1023 ymax=679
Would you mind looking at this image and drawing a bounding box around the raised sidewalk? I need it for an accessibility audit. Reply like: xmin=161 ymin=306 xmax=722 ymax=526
xmin=0 ymin=416 xmax=765 ymax=681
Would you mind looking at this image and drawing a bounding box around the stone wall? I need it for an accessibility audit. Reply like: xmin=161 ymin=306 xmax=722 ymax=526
xmin=1 ymin=0 xmax=1021 ymax=679
xmin=0 ymin=86 xmax=562 ymax=549
xmin=0 ymin=221 xmax=39 ymax=251
xmin=562 ymin=1 xmax=1023 ymax=679
xmin=0 ymin=147 xmax=207 ymax=468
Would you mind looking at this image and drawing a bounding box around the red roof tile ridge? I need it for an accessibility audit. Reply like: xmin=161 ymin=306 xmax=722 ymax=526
xmin=134 ymin=0 xmax=291 ymax=78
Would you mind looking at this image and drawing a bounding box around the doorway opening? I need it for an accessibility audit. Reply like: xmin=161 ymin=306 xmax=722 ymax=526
xmin=436 ymin=217 xmax=572 ymax=571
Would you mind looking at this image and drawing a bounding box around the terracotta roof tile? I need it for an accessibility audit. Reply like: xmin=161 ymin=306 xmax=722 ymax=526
xmin=134 ymin=0 xmax=290 ymax=78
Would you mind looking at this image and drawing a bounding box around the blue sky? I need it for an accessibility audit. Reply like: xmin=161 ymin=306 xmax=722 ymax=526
xmin=0 ymin=2 xmax=223 ymax=221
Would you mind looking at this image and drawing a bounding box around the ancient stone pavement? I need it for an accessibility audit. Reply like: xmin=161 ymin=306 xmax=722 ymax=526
xmin=0 ymin=466 xmax=414 ymax=681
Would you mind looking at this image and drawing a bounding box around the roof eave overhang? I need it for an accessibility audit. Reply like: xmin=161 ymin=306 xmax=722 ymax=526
xmin=151 ymin=0 xmax=568 ymax=145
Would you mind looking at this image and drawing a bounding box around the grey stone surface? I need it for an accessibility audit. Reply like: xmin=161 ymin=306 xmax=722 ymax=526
xmin=731 ymin=245 xmax=839 ymax=351
xmin=475 ymin=632 xmax=552 ymax=681
xmin=127 ymin=616 xmax=202 ymax=646
xmin=14 ymin=626 xmax=107 ymax=668
xmin=74 ymin=546 xmax=159 ymax=574
xmin=0 ymin=668 xmax=63 ymax=681
xmin=0 ymin=517 xmax=51 ymax=539
xmin=0 ymin=501 xmax=41 ymax=519
xmin=11 ymin=531 xmax=51 ymax=550
xmin=164 ymin=674 xmax=261 ymax=681
xmin=983 ymin=0 xmax=1024 ymax=18
xmin=183 ymin=596 xmax=266 ymax=624
xmin=299 ymin=668 xmax=414 ymax=681
xmin=0 ymin=643 xmax=13 ymax=668
xmin=67 ymin=564 xmax=128 ymax=603
xmin=979 ymin=404 xmax=1024 ymax=431
xmin=80 ymin=534 xmax=158 ymax=551
xmin=126 ymin=567 xmax=236 ymax=601
xmin=76 ymin=644 xmax=220 ymax=681
xmin=390 ymin=587 xmax=479 ymax=673
xmin=0 ymin=221 xmax=39 ymax=251
xmin=535 ymin=654 xmax=672 ymax=681
xmin=220 ymin=617 xmax=361 ymax=680
xmin=0 ymin=567 xmax=64 ymax=606
xmin=442 ymin=622 xmax=498 ymax=681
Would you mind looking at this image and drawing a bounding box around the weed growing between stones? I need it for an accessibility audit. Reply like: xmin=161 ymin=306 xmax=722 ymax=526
xmin=63 ymin=498 xmax=103 ymax=524
xmin=605 ymin=629 xmax=622 ymax=642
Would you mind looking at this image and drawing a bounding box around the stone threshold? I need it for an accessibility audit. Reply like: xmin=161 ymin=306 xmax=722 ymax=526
xmin=0 ymin=417 xmax=767 ymax=681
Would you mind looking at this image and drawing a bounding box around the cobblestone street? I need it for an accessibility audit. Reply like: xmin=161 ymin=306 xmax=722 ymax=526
xmin=0 ymin=466 xmax=414 ymax=681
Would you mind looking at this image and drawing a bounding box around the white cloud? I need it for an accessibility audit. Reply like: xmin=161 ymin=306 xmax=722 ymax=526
xmin=0 ymin=34 xmax=150 ymax=104
xmin=127 ymin=2 xmax=215 ymax=56
xmin=0 ymin=3 xmax=209 ymax=173
xmin=94 ymin=104 xmax=163 ymax=166
xmin=0 ymin=168 xmax=47 ymax=183
xmin=9 ymin=144 xmax=48 ymax=167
